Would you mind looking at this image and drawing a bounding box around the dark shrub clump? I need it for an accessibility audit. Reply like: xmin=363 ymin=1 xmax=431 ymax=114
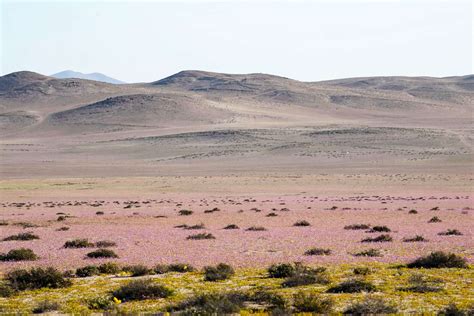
xmin=186 ymin=233 xmax=216 ymax=240
xmin=98 ymin=262 xmax=121 ymax=274
xmin=204 ymin=263 xmax=235 ymax=281
xmin=32 ymin=300 xmax=61 ymax=314
xmin=327 ymin=279 xmax=377 ymax=293
xmin=112 ymin=279 xmax=173 ymax=301
xmin=246 ymin=226 xmax=267 ymax=231
xmin=438 ymin=229 xmax=463 ymax=236
xmin=95 ymin=240 xmax=117 ymax=248
xmin=123 ymin=264 xmax=151 ymax=277
xmin=86 ymin=249 xmax=119 ymax=259
xmin=179 ymin=209 xmax=193 ymax=216
xmin=223 ymin=224 xmax=239 ymax=230
xmin=0 ymin=248 xmax=38 ymax=261
xmin=408 ymin=209 xmax=418 ymax=214
xmin=293 ymin=291 xmax=334 ymax=313
xmin=282 ymin=265 xmax=330 ymax=288
xmin=343 ymin=297 xmax=397 ymax=314
xmin=293 ymin=220 xmax=311 ymax=227
xmin=407 ymin=251 xmax=468 ymax=269
xmin=368 ymin=225 xmax=391 ymax=233
xmin=76 ymin=265 xmax=100 ymax=277
xmin=304 ymin=248 xmax=331 ymax=256
xmin=403 ymin=235 xmax=428 ymax=242
xmin=56 ymin=226 xmax=70 ymax=231
xmin=399 ymin=274 xmax=444 ymax=293
xmin=353 ymin=248 xmax=383 ymax=257
xmin=361 ymin=234 xmax=393 ymax=243
xmin=428 ymin=216 xmax=442 ymax=223
xmin=6 ymin=267 xmax=72 ymax=290
xmin=0 ymin=283 xmax=15 ymax=297
xmin=344 ymin=224 xmax=370 ymax=230
xmin=64 ymin=238 xmax=94 ymax=248
xmin=437 ymin=303 xmax=473 ymax=316
xmin=268 ymin=263 xmax=295 ymax=278
xmin=167 ymin=263 xmax=195 ymax=273
xmin=353 ymin=267 xmax=372 ymax=275
xmin=3 ymin=232 xmax=39 ymax=241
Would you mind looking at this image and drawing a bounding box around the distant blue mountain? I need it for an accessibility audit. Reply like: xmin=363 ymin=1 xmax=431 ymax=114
xmin=51 ymin=70 xmax=125 ymax=84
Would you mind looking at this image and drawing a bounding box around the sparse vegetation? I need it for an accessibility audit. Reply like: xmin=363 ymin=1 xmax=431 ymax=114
xmin=123 ymin=264 xmax=151 ymax=276
xmin=204 ymin=263 xmax=235 ymax=281
xmin=282 ymin=265 xmax=330 ymax=288
xmin=268 ymin=263 xmax=296 ymax=278
xmin=0 ymin=248 xmax=38 ymax=261
xmin=97 ymin=262 xmax=121 ymax=274
xmin=223 ymin=224 xmax=239 ymax=229
xmin=32 ymin=300 xmax=61 ymax=314
xmin=353 ymin=248 xmax=383 ymax=257
xmin=179 ymin=209 xmax=193 ymax=216
xmin=86 ymin=249 xmax=119 ymax=259
xmin=361 ymin=234 xmax=393 ymax=243
xmin=293 ymin=291 xmax=334 ymax=313
xmin=186 ymin=233 xmax=216 ymax=240
xmin=63 ymin=238 xmax=94 ymax=248
xmin=304 ymin=247 xmax=331 ymax=256
xmin=343 ymin=297 xmax=397 ymax=314
xmin=429 ymin=216 xmax=442 ymax=223
xmin=403 ymin=235 xmax=428 ymax=242
xmin=344 ymin=224 xmax=370 ymax=230
xmin=112 ymin=279 xmax=173 ymax=301
xmin=327 ymin=279 xmax=377 ymax=293
xmin=246 ymin=226 xmax=267 ymax=231
xmin=407 ymin=251 xmax=468 ymax=269
xmin=6 ymin=267 xmax=72 ymax=290
xmin=2 ymin=232 xmax=39 ymax=241
xmin=438 ymin=229 xmax=463 ymax=236
xmin=95 ymin=240 xmax=117 ymax=248
xmin=368 ymin=225 xmax=391 ymax=232
xmin=293 ymin=220 xmax=311 ymax=227
xmin=76 ymin=265 xmax=100 ymax=277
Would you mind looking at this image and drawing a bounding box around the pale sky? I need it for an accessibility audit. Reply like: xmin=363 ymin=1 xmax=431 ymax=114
xmin=1 ymin=0 xmax=472 ymax=83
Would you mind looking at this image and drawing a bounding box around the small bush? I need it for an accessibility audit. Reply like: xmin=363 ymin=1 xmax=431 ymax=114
xmin=293 ymin=291 xmax=334 ymax=313
xmin=56 ymin=226 xmax=70 ymax=231
xmin=153 ymin=264 xmax=169 ymax=274
xmin=268 ymin=263 xmax=295 ymax=278
xmin=353 ymin=267 xmax=372 ymax=275
xmin=403 ymin=235 xmax=428 ymax=242
xmin=361 ymin=234 xmax=393 ymax=243
xmin=368 ymin=225 xmax=391 ymax=233
xmin=437 ymin=303 xmax=472 ymax=316
xmin=92 ymin=263 xmax=119 ymax=275
xmin=344 ymin=224 xmax=370 ymax=230
xmin=168 ymin=263 xmax=195 ymax=273
xmin=124 ymin=264 xmax=151 ymax=277
xmin=57 ymin=216 xmax=67 ymax=221
xmin=95 ymin=240 xmax=117 ymax=248
xmin=304 ymin=248 xmax=331 ymax=256
xmin=186 ymin=233 xmax=215 ymax=240
xmin=86 ymin=249 xmax=119 ymax=259
xmin=223 ymin=224 xmax=239 ymax=229
xmin=266 ymin=212 xmax=278 ymax=217
xmin=64 ymin=238 xmax=94 ymax=248
xmin=407 ymin=251 xmax=467 ymax=268
xmin=408 ymin=209 xmax=418 ymax=214
xmin=293 ymin=220 xmax=311 ymax=227
xmin=87 ymin=295 xmax=115 ymax=310
xmin=3 ymin=232 xmax=39 ymax=241
xmin=204 ymin=263 xmax=235 ymax=281
xmin=246 ymin=226 xmax=267 ymax=231
xmin=282 ymin=265 xmax=330 ymax=288
xmin=0 ymin=221 xmax=8 ymax=226
xmin=343 ymin=297 xmax=397 ymax=314
xmin=353 ymin=248 xmax=383 ymax=257
xmin=168 ymin=292 xmax=243 ymax=315
xmin=399 ymin=273 xmax=443 ymax=293
xmin=184 ymin=223 xmax=206 ymax=230
xmin=327 ymin=279 xmax=377 ymax=293
xmin=0 ymin=284 xmax=15 ymax=297
xmin=204 ymin=207 xmax=220 ymax=213
xmin=112 ymin=279 xmax=173 ymax=301
xmin=76 ymin=265 xmax=100 ymax=277
xmin=428 ymin=216 xmax=442 ymax=223
xmin=179 ymin=209 xmax=193 ymax=216
xmin=32 ymin=300 xmax=61 ymax=314
xmin=438 ymin=229 xmax=463 ymax=236
xmin=95 ymin=211 xmax=105 ymax=215
xmin=0 ymin=248 xmax=38 ymax=261
xmin=6 ymin=267 xmax=72 ymax=290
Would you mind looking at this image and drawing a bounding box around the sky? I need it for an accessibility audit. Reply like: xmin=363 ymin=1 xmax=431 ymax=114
xmin=1 ymin=0 xmax=472 ymax=83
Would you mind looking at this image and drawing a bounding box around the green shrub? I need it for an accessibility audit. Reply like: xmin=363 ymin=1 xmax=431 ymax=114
xmin=293 ymin=291 xmax=334 ymax=313
xmin=282 ymin=265 xmax=330 ymax=288
xmin=87 ymin=295 xmax=115 ymax=310
xmin=343 ymin=297 xmax=397 ymax=314
xmin=6 ymin=267 xmax=72 ymax=290
xmin=399 ymin=273 xmax=443 ymax=293
xmin=63 ymin=238 xmax=94 ymax=248
xmin=304 ymin=248 xmax=331 ymax=256
xmin=112 ymin=279 xmax=173 ymax=301
xmin=268 ymin=263 xmax=295 ymax=278
xmin=0 ymin=248 xmax=38 ymax=261
xmin=437 ymin=303 xmax=473 ymax=316
xmin=327 ymin=279 xmax=376 ymax=293
xmin=204 ymin=263 xmax=235 ymax=281
xmin=361 ymin=234 xmax=393 ymax=243
xmin=407 ymin=251 xmax=467 ymax=269
xmin=76 ymin=265 xmax=100 ymax=277
xmin=32 ymin=300 xmax=61 ymax=314
xmin=168 ymin=292 xmax=243 ymax=315
xmin=186 ymin=233 xmax=215 ymax=240
xmin=86 ymin=249 xmax=118 ymax=259
xmin=98 ymin=262 xmax=121 ymax=274
xmin=3 ymin=232 xmax=39 ymax=241
xmin=168 ymin=263 xmax=195 ymax=273
xmin=123 ymin=264 xmax=151 ymax=277
xmin=0 ymin=283 xmax=15 ymax=297
xmin=293 ymin=220 xmax=311 ymax=227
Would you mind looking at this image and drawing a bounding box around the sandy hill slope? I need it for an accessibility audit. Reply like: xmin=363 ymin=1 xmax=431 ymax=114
xmin=51 ymin=70 xmax=125 ymax=84
xmin=0 ymin=70 xmax=472 ymax=178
